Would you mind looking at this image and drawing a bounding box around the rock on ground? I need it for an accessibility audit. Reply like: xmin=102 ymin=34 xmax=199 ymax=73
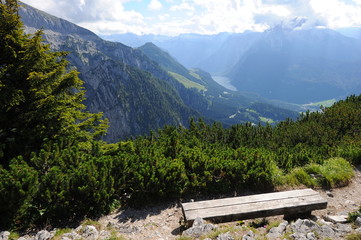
xmin=182 ymin=217 xmax=217 ymax=238
xmin=217 ymin=231 xmax=234 ymax=240
xmin=81 ymin=225 xmax=99 ymax=240
xmin=0 ymin=232 xmax=10 ymax=240
xmin=266 ymin=220 xmax=288 ymax=239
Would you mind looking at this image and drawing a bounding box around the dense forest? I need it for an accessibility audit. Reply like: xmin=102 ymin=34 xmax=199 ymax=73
xmin=1 ymin=0 xmax=361 ymax=231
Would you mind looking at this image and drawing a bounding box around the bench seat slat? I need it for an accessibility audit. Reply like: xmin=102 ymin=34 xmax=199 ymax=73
xmin=181 ymin=189 xmax=327 ymax=224
xmin=182 ymin=189 xmax=318 ymax=211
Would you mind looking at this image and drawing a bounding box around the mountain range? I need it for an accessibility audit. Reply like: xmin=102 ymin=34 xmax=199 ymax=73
xmin=19 ymin=3 xmax=299 ymax=142
xmin=108 ymin=25 xmax=361 ymax=104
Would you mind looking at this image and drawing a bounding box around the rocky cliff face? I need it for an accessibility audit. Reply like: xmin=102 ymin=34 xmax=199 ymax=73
xmin=19 ymin=3 xmax=202 ymax=142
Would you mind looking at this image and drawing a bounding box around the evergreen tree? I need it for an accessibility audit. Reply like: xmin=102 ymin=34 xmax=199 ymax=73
xmin=0 ymin=0 xmax=108 ymax=162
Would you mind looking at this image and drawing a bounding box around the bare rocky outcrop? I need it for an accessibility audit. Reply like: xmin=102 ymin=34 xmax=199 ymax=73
xmin=266 ymin=220 xmax=288 ymax=239
xmin=0 ymin=231 xmax=10 ymax=240
xmin=182 ymin=217 xmax=217 ymax=238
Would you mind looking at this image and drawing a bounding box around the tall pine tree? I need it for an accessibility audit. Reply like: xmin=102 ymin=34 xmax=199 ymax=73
xmin=0 ymin=0 xmax=108 ymax=162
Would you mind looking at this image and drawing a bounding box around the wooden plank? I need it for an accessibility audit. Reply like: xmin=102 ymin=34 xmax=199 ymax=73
xmin=181 ymin=189 xmax=327 ymax=224
xmin=185 ymin=195 xmax=327 ymax=221
xmin=182 ymin=189 xmax=318 ymax=211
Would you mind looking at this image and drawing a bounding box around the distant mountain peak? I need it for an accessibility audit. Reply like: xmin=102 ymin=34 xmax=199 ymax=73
xmin=268 ymin=17 xmax=324 ymax=32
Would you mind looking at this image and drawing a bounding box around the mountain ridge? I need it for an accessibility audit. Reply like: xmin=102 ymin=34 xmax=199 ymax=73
xmin=19 ymin=3 xmax=301 ymax=141
xmin=109 ymin=26 xmax=361 ymax=104
xmin=20 ymin=3 xmax=203 ymax=142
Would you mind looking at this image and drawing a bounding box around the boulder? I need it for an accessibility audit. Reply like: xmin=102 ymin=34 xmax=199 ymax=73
xmin=0 ymin=232 xmax=10 ymax=240
xmin=217 ymin=232 xmax=234 ymax=240
xmin=242 ymin=230 xmax=255 ymax=240
xmin=291 ymin=219 xmax=320 ymax=234
xmin=335 ymin=223 xmax=352 ymax=235
xmin=324 ymin=215 xmax=348 ymax=223
xmin=82 ymin=225 xmax=99 ymax=240
xmin=35 ymin=230 xmax=53 ymax=240
xmin=182 ymin=217 xmax=217 ymax=238
xmin=62 ymin=232 xmax=81 ymax=240
xmin=306 ymin=232 xmax=317 ymax=240
xmin=60 ymin=237 xmax=72 ymax=240
xmin=266 ymin=220 xmax=288 ymax=239
xmin=98 ymin=230 xmax=111 ymax=240
xmin=355 ymin=217 xmax=361 ymax=227
xmin=319 ymin=224 xmax=336 ymax=239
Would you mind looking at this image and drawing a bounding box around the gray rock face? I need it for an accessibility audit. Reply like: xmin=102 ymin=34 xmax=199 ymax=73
xmin=61 ymin=232 xmax=81 ymax=240
xmin=291 ymin=219 xmax=320 ymax=234
xmin=217 ymin=232 xmax=234 ymax=240
xmin=306 ymin=232 xmax=317 ymax=240
xmin=335 ymin=223 xmax=352 ymax=235
xmin=355 ymin=217 xmax=361 ymax=226
xmin=0 ymin=232 xmax=10 ymax=240
xmin=82 ymin=225 xmax=99 ymax=240
xmin=35 ymin=230 xmax=53 ymax=240
xmin=290 ymin=219 xmax=339 ymax=240
xmin=17 ymin=237 xmax=28 ymax=240
xmin=19 ymin=4 xmax=203 ymax=142
xmin=320 ymin=224 xmax=336 ymax=238
xmin=242 ymin=230 xmax=255 ymax=240
xmin=182 ymin=217 xmax=217 ymax=238
xmin=98 ymin=230 xmax=111 ymax=240
xmin=266 ymin=220 xmax=288 ymax=239
xmin=324 ymin=215 xmax=348 ymax=223
xmin=60 ymin=237 xmax=72 ymax=240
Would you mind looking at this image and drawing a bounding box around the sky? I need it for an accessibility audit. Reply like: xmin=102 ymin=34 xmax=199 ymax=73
xmin=21 ymin=0 xmax=361 ymax=36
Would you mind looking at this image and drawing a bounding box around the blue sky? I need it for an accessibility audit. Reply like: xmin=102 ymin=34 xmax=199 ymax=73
xmin=21 ymin=0 xmax=361 ymax=36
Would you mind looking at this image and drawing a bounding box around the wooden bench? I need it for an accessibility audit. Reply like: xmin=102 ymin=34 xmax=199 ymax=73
xmin=181 ymin=188 xmax=327 ymax=226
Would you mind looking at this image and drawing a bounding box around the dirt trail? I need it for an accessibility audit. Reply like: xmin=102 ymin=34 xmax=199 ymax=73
xmin=98 ymin=168 xmax=361 ymax=240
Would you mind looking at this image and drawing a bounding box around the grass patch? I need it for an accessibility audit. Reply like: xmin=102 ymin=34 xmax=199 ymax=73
xmin=105 ymin=235 xmax=128 ymax=240
xmin=177 ymin=236 xmax=193 ymax=240
xmin=52 ymin=228 xmax=72 ymax=240
xmin=259 ymin=117 xmax=275 ymax=124
xmin=303 ymin=98 xmax=337 ymax=108
xmin=348 ymin=206 xmax=361 ymax=222
xmin=55 ymin=228 xmax=72 ymax=236
xmin=281 ymin=167 xmax=317 ymax=187
xmin=278 ymin=157 xmax=354 ymax=188
xmin=81 ymin=219 xmax=102 ymax=231
xmin=265 ymin=220 xmax=282 ymax=232
xmin=168 ymin=71 xmax=206 ymax=91
xmin=189 ymin=70 xmax=202 ymax=80
xmin=9 ymin=232 xmax=20 ymax=240
xmin=201 ymin=225 xmax=239 ymax=240
xmin=346 ymin=233 xmax=361 ymax=240
xmin=320 ymin=157 xmax=354 ymax=187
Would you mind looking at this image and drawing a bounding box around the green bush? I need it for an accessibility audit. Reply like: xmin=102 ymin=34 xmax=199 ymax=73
xmin=0 ymin=157 xmax=39 ymax=229
xmin=337 ymin=144 xmax=361 ymax=165
xmin=281 ymin=167 xmax=316 ymax=187
xmin=320 ymin=157 xmax=354 ymax=187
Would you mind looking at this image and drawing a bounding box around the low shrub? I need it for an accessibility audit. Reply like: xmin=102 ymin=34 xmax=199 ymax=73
xmin=320 ymin=157 xmax=354 ymax=187
xmin=281 ymin=167 xmax=317 ymax=187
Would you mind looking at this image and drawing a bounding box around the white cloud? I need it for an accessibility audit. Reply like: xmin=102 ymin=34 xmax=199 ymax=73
xmin=148 ymin=0 xmax=163 ymax=11
xmin=310 ymin=0 xmax=361 ymax=28
xmin=158 ymin=13 xmax=170 ymax=21
xmin=170 ymin=2 xmax=195 ymax=11
xmin=20 ymin=0 xmax=361 ymax=36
